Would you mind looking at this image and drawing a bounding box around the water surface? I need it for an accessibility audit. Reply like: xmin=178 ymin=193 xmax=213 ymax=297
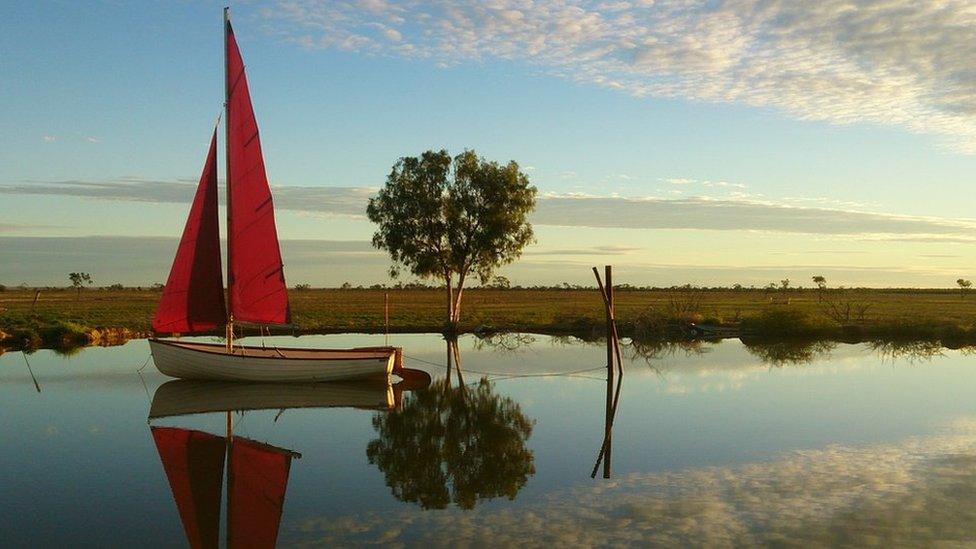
xmin=2 ymin=334 xmax=975 ymax=546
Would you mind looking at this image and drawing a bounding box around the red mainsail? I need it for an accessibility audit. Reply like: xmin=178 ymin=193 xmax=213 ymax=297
xmin=151 ymin=427 xmax=226 ymax=549
xmin=227 ymin=437 xmax=294 ymax=548
xmin=152 ymin=129 xmax=227 ymax=334
xmin=225 ymin=20 xmax=291 ymax=325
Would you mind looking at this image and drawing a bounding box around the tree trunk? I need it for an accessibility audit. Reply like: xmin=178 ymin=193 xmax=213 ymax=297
xmin=451 ymin=275 xmax=466 ymax=326
xmin=445 ymin=273 xmax=455 ymax=332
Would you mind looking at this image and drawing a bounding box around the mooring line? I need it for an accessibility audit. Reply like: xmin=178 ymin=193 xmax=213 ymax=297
xmin=403 ymin=354 xmax=607 ymax=380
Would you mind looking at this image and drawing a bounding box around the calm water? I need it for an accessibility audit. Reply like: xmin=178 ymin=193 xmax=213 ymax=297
xmin=2 ymin=334 xmax=976 ymax=547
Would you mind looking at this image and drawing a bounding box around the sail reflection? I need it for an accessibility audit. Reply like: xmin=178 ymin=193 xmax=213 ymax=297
xmin=151 ymin=426 xmax=294 ymax=549
xmin=151 ymin=427 xmax=225 ymax=549
xmin=149 ymin=375 xmax=431 ymax=548
xmin=367 ymin=339 xmax=536 ymax=509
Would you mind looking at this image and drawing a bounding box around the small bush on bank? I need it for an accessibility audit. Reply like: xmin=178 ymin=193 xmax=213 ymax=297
xmin=40 ymin=320 xmax=90 ymax=346
xmin=741 ymin=308 xmax=822 ymax=337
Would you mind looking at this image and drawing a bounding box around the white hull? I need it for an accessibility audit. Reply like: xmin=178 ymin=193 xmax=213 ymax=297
xmin=149 ymin=379 xmax=396 ymax=418
xmin=149 ymin=339 xmax=396 ymax=382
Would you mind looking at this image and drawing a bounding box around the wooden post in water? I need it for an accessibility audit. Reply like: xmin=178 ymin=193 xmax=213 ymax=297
xmin=603 ymin=266 xmax=613 ymax=478
xmin=591 ymin=265 xmax=624 ymax=479
xmin=605 ymin=265 xmax=613 ymax=374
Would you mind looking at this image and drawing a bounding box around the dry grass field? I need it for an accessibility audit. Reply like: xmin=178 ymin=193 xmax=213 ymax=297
xmin=4 ymin=286 xmax=976 ymax=349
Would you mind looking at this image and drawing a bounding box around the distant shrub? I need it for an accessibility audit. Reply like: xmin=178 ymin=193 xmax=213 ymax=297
xmin=0 ymin=284 xmax=6 ymax=292
xmin=294 ymin=283 xmax=311 ymax=291
xmin=107 ymin=283 xmax=125 ymax=291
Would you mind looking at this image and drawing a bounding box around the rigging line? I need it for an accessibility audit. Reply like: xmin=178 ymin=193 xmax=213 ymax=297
xmin=233 ymin=410 xmax=248 ymax=432
xmin=137 ymin=370 xmax=151 ymax=406
xmin=137 ymin=353 xmax=152 ymax=373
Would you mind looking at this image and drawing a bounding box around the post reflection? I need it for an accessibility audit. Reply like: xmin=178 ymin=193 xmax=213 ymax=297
xmin=592 ymin=352 xmax=623 ymax=479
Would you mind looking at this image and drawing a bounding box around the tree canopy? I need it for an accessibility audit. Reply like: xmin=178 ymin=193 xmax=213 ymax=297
xmin=367 ymin=149 xmax=536 ymax=327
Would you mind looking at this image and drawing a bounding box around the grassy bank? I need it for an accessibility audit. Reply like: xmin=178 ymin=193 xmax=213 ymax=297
xmin=3 ymin=287 xmax=976 ymax=350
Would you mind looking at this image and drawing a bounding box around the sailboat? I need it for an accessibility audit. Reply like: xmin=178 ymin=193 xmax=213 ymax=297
xmin=149 ymin=8 xmax=401 ymax=382
xmin=151 ymin=426 xmax=295 ymax=549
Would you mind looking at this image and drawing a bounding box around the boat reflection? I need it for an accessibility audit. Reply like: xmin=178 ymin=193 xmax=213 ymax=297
xmin=149 ymin=379 xmax=398 ymax=419
xmin=367 ymin=339 xmax=536 ymax=510
xmin=148 ymin=375 xmax=431 ymax=548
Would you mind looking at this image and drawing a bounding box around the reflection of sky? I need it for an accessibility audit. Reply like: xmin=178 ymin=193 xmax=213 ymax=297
xmin=292 ymin=418 xmax=976 ymax=546
xmin=2 ymin=335 xmax=976 ymax=545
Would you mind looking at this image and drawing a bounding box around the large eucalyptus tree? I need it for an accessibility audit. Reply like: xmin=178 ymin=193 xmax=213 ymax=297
xmin=367 ymin=149 xmax=536 ymax=330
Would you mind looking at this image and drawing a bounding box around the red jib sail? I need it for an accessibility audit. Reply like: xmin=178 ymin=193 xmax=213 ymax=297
xmin=225 ymin=20 xmax=291 ymax=325
xmin=152 ymin=129 xmax=227 ymax=334
xmin=151 ymin=427 xmax=226 ymax=549
xmin=227 ymin=437 xmax=294 ymax=549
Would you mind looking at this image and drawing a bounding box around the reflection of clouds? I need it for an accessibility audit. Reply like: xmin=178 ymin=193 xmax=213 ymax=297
xmin=288 ymin=419 xmax=976 ymax=546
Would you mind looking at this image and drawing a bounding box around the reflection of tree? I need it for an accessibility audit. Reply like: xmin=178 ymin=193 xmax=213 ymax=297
xmin=742 ymin=339 xmax=836 ymax=366
xmin=871 ymin=340 xmax=944 ymax=363
xmin=628 ymin=338 xmax=710 ymax=361
xmin=472 ymin=332 xmax=537 ymax=353
xmin=367 ymin=374 xmax=535 ymax=510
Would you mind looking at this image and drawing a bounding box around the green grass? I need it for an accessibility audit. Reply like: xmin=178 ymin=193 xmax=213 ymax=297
xmin=3 ymin=287 xmax=976 ymax=349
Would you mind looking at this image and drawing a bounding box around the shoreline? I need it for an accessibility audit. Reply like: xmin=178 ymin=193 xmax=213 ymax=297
xmin=5 ymin=287 xmax=976 ymax=353
xmin=5 ymin=320 xmax=976 ymax=355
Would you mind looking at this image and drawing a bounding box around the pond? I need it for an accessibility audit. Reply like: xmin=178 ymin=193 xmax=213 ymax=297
xmin=2 ymin=333 xmax=976 ymax=546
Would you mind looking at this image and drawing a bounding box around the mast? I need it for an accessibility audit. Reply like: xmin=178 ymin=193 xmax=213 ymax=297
xmin=224 ymin=6 xmax=234 ymax=351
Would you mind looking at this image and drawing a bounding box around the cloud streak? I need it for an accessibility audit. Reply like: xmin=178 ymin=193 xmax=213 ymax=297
xmin=4 ymin=178 xmax=976 ymax=239
xmin=263 ymin=0 xmax=976 ymax=151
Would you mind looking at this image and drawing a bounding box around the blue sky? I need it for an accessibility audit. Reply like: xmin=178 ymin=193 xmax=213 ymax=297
xmin=2 ymin=1 xmax=976 ymax=287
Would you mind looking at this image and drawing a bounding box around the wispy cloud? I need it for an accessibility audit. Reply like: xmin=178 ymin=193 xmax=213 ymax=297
xmin=42 ymin=135 xmax=56 ymax=143
xmin=527 ymin=244 xmax=641 ymax=256
xmin=4 ymin=178 xmax=976 ymax=239
xmin=0 ymin=178 xmax=375 ymax=218
xmin=263 ymin=0 xmax=976 ymax=152
xmin=0 ymin=222 xmax=69 ymax=233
